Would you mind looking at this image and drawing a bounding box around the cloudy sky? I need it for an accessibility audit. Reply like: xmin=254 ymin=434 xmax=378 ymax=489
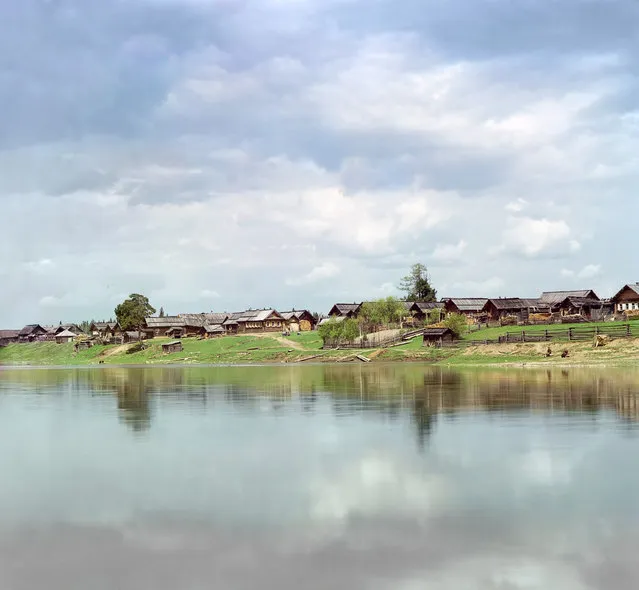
xmin=1 ymin=0 xmax=638 ymax=326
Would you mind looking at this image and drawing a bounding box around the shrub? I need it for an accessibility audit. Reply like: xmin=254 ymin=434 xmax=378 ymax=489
xmin=443 ymin=313 xmax=468 ymax=337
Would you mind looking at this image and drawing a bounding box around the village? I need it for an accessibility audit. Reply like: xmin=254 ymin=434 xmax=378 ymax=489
xmin=2 ymin=283 xmax=639 ymax=351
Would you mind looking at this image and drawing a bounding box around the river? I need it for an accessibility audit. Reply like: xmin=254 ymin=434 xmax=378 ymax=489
xmin=1 ymin=364 xmax=638 ymax=589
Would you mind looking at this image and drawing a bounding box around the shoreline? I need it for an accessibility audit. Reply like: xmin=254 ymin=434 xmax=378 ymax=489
xmin=1 ymin=335 xmax=639 ymax=369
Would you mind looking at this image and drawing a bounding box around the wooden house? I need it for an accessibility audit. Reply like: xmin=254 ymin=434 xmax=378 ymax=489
xmin=145 ymin=316 xmax=186 ymax=337
xmin=407 ymin=301 xmax=445 ymax=322
xmin=203 ymin=325 xmax=225 ymax=338
xmin=422 ymin=327 xmax=456 ymax=347
xmin=162 ymin=341 xmax=183 ymax=354
xmin=328 ymin=303 xmax=362 ymax=318
xmin=442 ymin=298 xmax=488 ymax=320
xmin=178 ymin=313 xmax=229 ymax=337
xmin=90 ymin=322 xmax=120 ymax=340
xmin=539 ymin=290 xmax=602 ymax=319
xmin=223 ymin=309 xmax=285 ymax=334
xmin=481 ymin=298 xmax=548 ymax=322
xmin=280 ymin=310 xmax=316 ymax=332
xmin=0 ymin=330 xmax=20 ymax=346
xmin=612 ymin=284 xmax=639 ymax=315
xmin=55 ymin=329 xmax=76 ymax=344
xmin=18 ymin=324 xmax=48 ymax=342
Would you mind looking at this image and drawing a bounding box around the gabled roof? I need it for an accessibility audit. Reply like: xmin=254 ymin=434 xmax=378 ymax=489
xmin=423 ymin=327 xmax=454 ymax=337
xmin=204 ymin=324 xmax=225 ymax=333
xmin=18 ymin=324 xmax=47 ymax=337
xmin=230 ymin=309 xmax=283 ymax=322
xmin=444 ymin=298 xmax=488 ymax=312
xmin=328 ymin=303 xmax=362 ymax=316
xmin=539 ymin=290 xmax=599 ymax=305
xmin=410 ymin=301 xmax=444 ymax=313
xmin=484 ymin=298 xmax=528 ymax=311
xmin=280 ymin=310 xmax=313 ymax=321
xmin=145 ymin=316 xmax=185 ymax=328
xmin=55 ymin=329 xmax=76 ymax=338
xmin=612 ymin=283 xmax=639 ymax=301
xmin=91 ymin=322 xmax=119 ymax=331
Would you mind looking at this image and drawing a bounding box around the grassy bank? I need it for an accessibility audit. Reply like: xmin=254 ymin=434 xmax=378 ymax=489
xmin=2 ymin=330 xmax=639 ymax=367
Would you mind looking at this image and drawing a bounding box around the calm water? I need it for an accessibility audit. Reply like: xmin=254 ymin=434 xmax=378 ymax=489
xmin=1 ymin=364 xmax=639 ymax=589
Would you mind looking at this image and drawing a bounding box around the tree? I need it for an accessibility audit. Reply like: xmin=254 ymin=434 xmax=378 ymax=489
xmin=340 ymin=318 xmax=360 ymax=342
xmin=114 ymin=294 xmax=156 ymax=340
xmin=359 ymin=297 xmax=406 ymax=330
xmin=443 ymin=313 xmax=467 ymax=337
xmin=159 ymin=307 xmax=165 ymax=318
xmin=317 ymin=318 xmax=360 ymax=346
xmin=399 ymin=263 xmax=437 ymax=302
xmin=428 ymin=308 xmax=443 ymax=325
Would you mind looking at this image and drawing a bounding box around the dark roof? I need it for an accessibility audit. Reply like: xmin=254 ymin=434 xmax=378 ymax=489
xmin=411 ymin=301 xmax=444 ymax=312
xmin=484 ymin=298 xmax=528 ymax=311
xmin=0 ymin=330 xmax=20 ymax=339
xmin=563 ymin=296 xmax=603 ymax=307
xmin=329 ymin=303 xmax=361 ymax=315
xmin=18 ymin=324 xmax=46 ymax=337
xmin=444 ymin=298 xmax=488 ymax=312
xmin=280 ymin=310 xmax=314 ymax=322
xmin=539 ymin=290 xmax=599 ymax=305
xmin=423 ymin=328 xmax=454 ymax=337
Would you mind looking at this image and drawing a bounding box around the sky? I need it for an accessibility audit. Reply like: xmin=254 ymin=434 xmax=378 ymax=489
xmin=1 ymin=0 xmax=638 ymax=326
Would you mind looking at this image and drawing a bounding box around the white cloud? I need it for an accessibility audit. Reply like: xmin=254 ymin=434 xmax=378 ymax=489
xmin=500 ymin=217 xmax=575 ymax=258
xmin=505 ymin=198 xmax=529 ymax=213
xmin=286 ymin=262 xmax=340 ymax=286
xmin=432 ymin=240 xmax=467 ymax=263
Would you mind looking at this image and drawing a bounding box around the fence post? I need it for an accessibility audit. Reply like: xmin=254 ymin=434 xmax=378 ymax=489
xmin=545 ymin=329 xmax=549 ymax=341
xmin=627 ymin=323 xmax=631 ymax=337
xmin=596 ymin=326 xmax=600 ymax=335
xmin=522 ymin=330 xmax=526 ymax=343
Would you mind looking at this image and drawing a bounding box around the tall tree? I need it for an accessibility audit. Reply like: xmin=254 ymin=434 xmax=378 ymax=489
xmin=114 ymin=294 xmax=156 ymax=340
xmin=399 ymin=263 xmax=437 ymax=302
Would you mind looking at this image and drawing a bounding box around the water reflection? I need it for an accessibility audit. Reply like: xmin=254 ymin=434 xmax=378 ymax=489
xmin=2 ymin=365 xmax=639 ymax=437
xmin=1 ymin=365 xmax=639 ymax=588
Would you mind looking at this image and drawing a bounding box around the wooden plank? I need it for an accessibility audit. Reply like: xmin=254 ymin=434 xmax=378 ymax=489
xmin=356 ymin=354 xmax=371 ymax=363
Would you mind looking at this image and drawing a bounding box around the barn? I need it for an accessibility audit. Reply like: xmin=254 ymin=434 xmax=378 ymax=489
xmin=422 ymin=327 xmax=456 ymax=347
xmin=162 ymin=341 xmax=183 ymax=354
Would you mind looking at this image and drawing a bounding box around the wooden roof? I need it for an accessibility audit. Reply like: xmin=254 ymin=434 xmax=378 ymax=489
xmin=328 ymin=303 xmax=361 ymax=315
xmin=0 ymin=330 xmax=20 ymax=339
xmin=444 ymin=298 xmax=488 ymax=312
xmin=423 ymin=328 xmax=454 ymax=337
xmin=539 ymin=290 xmax=599 ymax=305
xmin=145 ymin=316 xmax=185 ymax=328
xmin=612 ymin=283 xmax=639 ymax=301
xmin=18 ymin=324 xmax=46 ymax=337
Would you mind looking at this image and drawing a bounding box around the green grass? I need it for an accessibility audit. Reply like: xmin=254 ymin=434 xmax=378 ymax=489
xmin=281 ymin=331 xmax=324 ymax=350
xmin=462 ymin=319 xmax=639 ymax=341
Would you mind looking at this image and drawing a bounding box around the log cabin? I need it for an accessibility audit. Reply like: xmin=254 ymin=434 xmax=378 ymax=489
xmin=327 ymin=303 xmax=362 ymax=318
xmin=280 ymin=310 xmax=316 ymax=332
xmin=611 ymin=284 xmax=639 ymax=315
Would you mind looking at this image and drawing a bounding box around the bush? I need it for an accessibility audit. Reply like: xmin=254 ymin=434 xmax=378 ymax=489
xmin=443 ymin=313 xmax=468 ymax=337
xmin=317 ymin=318 xmax=360 ymax=345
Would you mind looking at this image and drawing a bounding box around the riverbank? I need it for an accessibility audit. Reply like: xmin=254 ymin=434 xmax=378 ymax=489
xmin=1 ymin=332 xmax=639 ymax=367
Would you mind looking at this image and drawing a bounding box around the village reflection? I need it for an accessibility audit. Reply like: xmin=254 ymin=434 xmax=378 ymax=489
xmin=2 ymin=365 xmax=639 ymax=438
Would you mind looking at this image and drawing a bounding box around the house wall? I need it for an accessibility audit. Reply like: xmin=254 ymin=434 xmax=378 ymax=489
xmin=238 ymin=320 xmax=284 ymax=333
xmin=614 ymin=287 xmax=639 ymax=313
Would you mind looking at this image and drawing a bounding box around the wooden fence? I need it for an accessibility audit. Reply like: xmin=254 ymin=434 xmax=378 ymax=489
xmin=465 ymin=323 xmax=635 ymax=346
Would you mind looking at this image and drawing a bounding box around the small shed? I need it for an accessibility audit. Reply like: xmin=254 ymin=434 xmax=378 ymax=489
xmin=166 ymin=326 xmax=184 ymax=338
xmin=55 ymin=329 xmax=76 ymax=344
xmin=422 ymin=327 xmax=456 ymax=347
xmin=162 ymin=340 xmax=183 ymax=354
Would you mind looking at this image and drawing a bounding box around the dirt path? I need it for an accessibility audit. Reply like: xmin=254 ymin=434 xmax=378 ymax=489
xmin=249 ymin=333 xmax=307 ymax=350
xmin=98 ymin=343 xmax=131 ymax=358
